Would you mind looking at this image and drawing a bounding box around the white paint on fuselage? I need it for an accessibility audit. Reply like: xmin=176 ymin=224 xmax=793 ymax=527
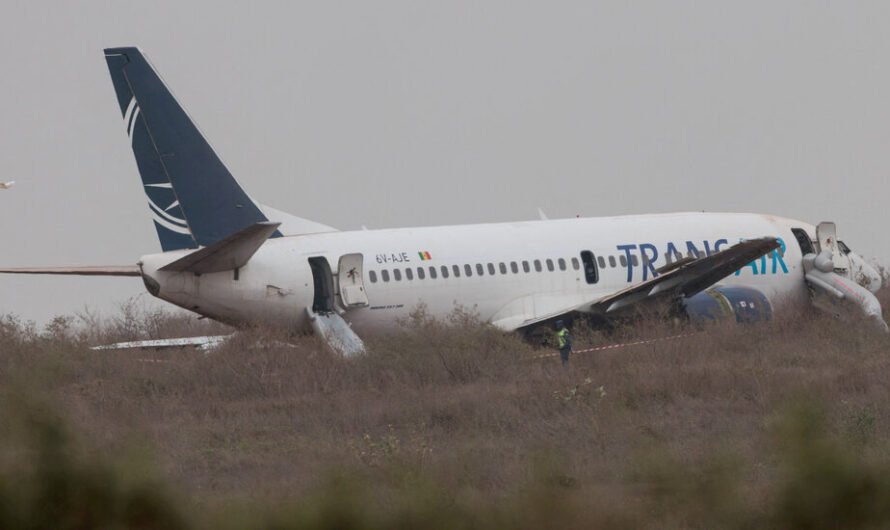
xmin=139 ymin=212 xmax=817 ymax=333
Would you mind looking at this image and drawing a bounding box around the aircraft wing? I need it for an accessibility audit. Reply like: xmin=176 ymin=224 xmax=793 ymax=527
xmin=91 ymin=335 xmax=230 ymax=351
xmin=515 ymin=237 xmax=781 ymax=330
xmin=0 ymin=266 xmax=141 ymax=276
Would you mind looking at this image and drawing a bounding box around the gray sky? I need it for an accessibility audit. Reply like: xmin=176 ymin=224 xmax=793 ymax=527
xmin=2 ymin=1 xmax=889 ymax=325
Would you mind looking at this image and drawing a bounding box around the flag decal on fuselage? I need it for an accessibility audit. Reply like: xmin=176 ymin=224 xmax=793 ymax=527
xmin=418 ymin=251 xmax=432 ymax=260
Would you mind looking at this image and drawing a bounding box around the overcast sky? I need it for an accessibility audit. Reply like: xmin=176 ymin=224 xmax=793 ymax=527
xmin=1 ymin=1 xmax=889 ymax=325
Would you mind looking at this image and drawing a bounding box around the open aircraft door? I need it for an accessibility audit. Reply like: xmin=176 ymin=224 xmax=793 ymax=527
xmin=816 ymin=222 xmax=850 ymax=273
xmin=337 ymin=253 xmax=369 ymax=308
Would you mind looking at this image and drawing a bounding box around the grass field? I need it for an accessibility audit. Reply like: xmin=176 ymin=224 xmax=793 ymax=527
xmin=2 ymin=295 xmax=890 ymax=529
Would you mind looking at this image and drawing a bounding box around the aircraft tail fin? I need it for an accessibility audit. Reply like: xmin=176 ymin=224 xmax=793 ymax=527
xmin=103 ymin=47 xmax=280 ymax=251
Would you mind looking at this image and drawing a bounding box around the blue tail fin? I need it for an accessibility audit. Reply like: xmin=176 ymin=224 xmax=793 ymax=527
xmin=104 ymin=47 xmax=279 ymax=251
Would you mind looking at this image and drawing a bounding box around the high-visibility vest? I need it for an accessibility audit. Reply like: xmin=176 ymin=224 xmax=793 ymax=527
xmin=557 ymin=328 xmax=569 ymax=349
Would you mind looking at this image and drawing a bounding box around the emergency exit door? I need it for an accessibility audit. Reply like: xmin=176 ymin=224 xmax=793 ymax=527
xmin=338 ymin=253 xmax=369 ymax=307
xmin=816 ymin=222 xmax=849 ymax=272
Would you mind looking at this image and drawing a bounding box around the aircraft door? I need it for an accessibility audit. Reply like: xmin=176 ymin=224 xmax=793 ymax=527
xmin=307 ymin=257 xmax=335 ymax=314
xmin=816 ymin=222 xmax=850 ymax=273
xmin=338 ymin=253 xmax=369 ymax=308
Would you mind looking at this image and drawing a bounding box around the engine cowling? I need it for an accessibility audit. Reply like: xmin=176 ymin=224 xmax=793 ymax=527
xmin=682 ymin=286 xmax=772 ymax=324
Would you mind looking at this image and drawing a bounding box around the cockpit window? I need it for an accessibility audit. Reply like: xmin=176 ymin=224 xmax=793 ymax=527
xmin=838 ymin=240 xmax=851 ymax=255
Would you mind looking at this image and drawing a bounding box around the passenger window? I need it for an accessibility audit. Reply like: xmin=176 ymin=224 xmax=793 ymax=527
xmin=405 ymin=268 xmax=413 ymax=280
xmin=488 ymin=263 xmax=496 ymax=275
xmin=631 ymin=255 xmax=639 ymax=266
xmin=609 ymin=256 xmax=616 ymax=268
xmin=597 ymin=256 xmax=605 ymax=269
xmin=393 ymin=269 xmax=402 ymax=281
xmin=558 ymin=258 xmax=566 ymax=271
xmin=534 ymin=259 xmax=542 ymax=272
xmin=465 ymin=264 xmax=473 ymax=277
xmin=619 ymin=255 xmax=627 ymax=267
xmin=369 ymin=270 xmax=378 ymax=283
xmin=429 ymin=266 xmax=437 ymax=279
xmin=452 ymin=265 xmax=460 ymax=278
xmin=510 ymin=262 xmax=519 ymax=274
xmin=522 ymin=261 xmax=530 ymax=273
xmin=546 ymin=259 xmax=554 ymax=272
xmin=417 ymin=267 xmax=426 ymax=279
xmin=382 ymin=270 xmax=391 ymax=282
xmin=441 ymin=266 xmax=449 ymax=279
xmin=499 ymin=263 xmax=507 ymax=274
xmin=580 ymin=251 xmax=599 ymax=284
xmin=476 ymin=264 xmax=484 ymax=276
xmin=572 ymin=258 xmax=580 ymax=271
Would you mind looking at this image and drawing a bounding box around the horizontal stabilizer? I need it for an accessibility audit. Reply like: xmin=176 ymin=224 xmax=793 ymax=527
xmin=160 ymin=222 xmax=280 ymax=274
xmin=0 ymin=265 xmax=140 ymax=276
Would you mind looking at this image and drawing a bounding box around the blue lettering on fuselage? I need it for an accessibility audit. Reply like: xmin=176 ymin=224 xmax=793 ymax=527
xmin=734 ymin=237 xmax=788 ymax=276
xmin=616 ymin=244 xmax=637 ymax=282
xmin=614 ymin=237 xmax=786 ymax=283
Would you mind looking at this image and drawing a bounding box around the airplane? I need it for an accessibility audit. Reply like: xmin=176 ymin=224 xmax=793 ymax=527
xmin=0 ymin=181 xmax=14 ymax=190
xmin=0 ymin=47 xmax=886 ymax=355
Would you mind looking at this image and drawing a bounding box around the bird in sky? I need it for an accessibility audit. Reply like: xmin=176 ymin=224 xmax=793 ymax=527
xmin=0 ymin=181 xmax=15 ymax=190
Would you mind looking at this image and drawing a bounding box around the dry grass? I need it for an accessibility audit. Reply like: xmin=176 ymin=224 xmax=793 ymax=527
xmin=2 ymin=295 xmax=890 ymax=528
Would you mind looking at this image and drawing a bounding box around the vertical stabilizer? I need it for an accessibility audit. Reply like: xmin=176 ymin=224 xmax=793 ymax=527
xmin=104 ymin=47 xmax=278 ymax=251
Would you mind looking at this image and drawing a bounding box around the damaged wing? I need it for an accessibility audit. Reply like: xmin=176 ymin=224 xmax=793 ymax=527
xmin=516 ymin=237 xmax=781 ymax=330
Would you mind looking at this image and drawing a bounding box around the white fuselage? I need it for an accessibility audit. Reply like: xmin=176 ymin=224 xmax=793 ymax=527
xmin=138 ymin=212 xmax=826 ymax=333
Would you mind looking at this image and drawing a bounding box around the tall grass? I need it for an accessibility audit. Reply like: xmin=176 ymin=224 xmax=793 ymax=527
xmin=1 ymin=297 xmax=890 ymax=528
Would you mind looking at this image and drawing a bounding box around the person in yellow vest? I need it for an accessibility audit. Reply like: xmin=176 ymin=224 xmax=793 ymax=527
xmin=555 ymin=320 xmax=572 ymax=366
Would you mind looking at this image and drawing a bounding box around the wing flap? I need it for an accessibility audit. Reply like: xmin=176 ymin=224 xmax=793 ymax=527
xmin=160 ymin=222 xmax=280 ymax=274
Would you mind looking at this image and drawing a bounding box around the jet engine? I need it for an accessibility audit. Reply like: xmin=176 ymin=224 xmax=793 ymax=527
xmin=682 ymin=286 xmax=772 ymax=324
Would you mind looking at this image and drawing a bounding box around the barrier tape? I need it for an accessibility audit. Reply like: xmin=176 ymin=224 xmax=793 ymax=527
xmin=533 ymin=332 xmax=698 ymax=359
xmin=135 ymin=358 xmax=176 ymax=364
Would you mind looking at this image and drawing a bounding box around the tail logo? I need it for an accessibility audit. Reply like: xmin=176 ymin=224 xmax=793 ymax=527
xmin=123 ymin=96 xmax=191 ymax=237
xmin=123 ymin=96 xmax=141 ymax=145
xmin=145 ymin=184 xmax=190 ymax=235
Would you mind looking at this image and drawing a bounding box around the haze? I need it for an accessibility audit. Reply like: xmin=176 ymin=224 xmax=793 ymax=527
xmin=1 ymin=1 xmax=888 ymax=324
